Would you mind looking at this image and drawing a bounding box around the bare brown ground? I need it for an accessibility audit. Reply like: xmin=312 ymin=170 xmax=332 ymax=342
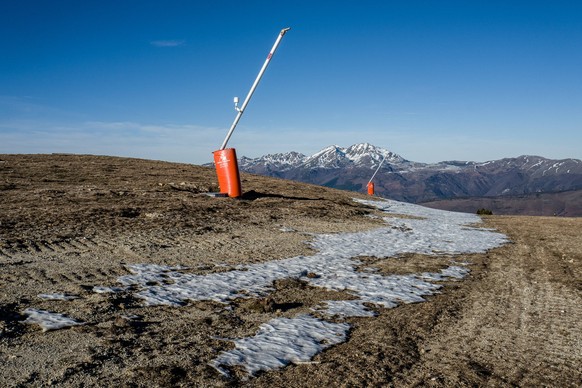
xmin=1 ymin=155 xmax=580 ymax=387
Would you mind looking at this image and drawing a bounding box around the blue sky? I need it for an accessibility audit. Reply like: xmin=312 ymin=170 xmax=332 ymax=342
xmin=1 ymin=1 xmax=581 ymax=164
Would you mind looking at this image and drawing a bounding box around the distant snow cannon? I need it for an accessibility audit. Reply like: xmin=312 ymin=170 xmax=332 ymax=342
xmin=367 ymin=182 xmax=375 ymax=196
xmin=212 ymin=27 xmax=291 ymax=198
xmin=367 ymin=153 xmax=386 ymax=196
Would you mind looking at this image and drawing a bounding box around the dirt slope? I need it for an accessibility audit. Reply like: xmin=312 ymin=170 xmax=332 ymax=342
xmin=1 ymin=154 xmax=580 ymax=387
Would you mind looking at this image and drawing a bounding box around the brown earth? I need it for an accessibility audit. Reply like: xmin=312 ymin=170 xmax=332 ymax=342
xmin=1 ymin=154 xmax=580 ymax=387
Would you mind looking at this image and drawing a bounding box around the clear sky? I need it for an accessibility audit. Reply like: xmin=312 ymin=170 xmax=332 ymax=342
xmin=1 ymin=1 xmax=581 ymax=164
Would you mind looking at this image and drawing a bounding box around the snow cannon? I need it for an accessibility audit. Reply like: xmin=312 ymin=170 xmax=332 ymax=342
xmin=212 ymin=28 xmax=290 ymax=197
xmin=213 ymin=148 xmax=242 ymax=198
xmin=367 ymin=182 xmax=375 ymax=196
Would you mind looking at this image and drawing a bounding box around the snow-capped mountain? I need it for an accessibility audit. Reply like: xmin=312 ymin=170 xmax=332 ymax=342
xmin=239 ymin=143 xmax=406 ymax=172
xmin=232 ymin=143 xmax=582 ymax=209
xmin=239 ymin=151 xmax=306 ymax=173
xmin=303 ymin=143 xmax=405 ymax=169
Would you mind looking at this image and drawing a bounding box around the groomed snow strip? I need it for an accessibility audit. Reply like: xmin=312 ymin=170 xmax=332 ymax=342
xmin=94 ymin=198 xmax=508 ymax=376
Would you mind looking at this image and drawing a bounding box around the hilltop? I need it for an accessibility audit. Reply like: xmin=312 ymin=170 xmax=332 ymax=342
xmin=1 ymin=154 xmax=580 ymax=386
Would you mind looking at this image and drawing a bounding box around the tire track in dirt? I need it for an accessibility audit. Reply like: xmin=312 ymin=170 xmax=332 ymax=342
xmin=392 ymin=217 xmax=582 ymax=387
xmin=0 ymin=224 xmax=315 ymax=306
xmin=0 ymin=236 xmax=116 ymax=258
xmin=0 ymin=236 xmax=133 ymax=301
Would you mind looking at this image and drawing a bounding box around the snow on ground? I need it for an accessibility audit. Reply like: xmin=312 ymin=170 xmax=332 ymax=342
xmin=88 ymin=198 xmax=508 ymax=376
xmin=23 ymin=308 xmax=84 ymax=332
xmin=37 ymin=293 xmax=79 ymax=301
xmin=210 ymin=315 xmax=350 ymax=376
xmin=92 ymin=286 xmax=126 ymax=293
xmin=24 ymin=198 xmax=508 ymax=376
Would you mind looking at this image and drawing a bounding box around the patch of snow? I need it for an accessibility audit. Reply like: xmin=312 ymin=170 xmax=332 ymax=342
xmin=93 ymin=197 xmax=508 ymax=376
xmin=305 ymin=269 xmax=440 ymax=308
xmin=93 ymin=286 xmax=126 ymax=293
xmin=314 ymin=300 xmax=376 ymax=317
xmin=209 ymin=315 xmax=350 ymax=377
xmin=22 ymin=308 xmax=85 ymax=332
xmin=528 ymin=160 xmax=544 ymax=170
xmin=38 ymin=293 xmax=80 ymax=301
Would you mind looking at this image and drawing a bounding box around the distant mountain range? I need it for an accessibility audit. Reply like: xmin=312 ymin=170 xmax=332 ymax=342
xmin=215 ymin=143 xmax=582 ymax=216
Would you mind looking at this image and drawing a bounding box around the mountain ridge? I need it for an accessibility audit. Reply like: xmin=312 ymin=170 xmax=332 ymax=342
xmin=230 ymin=143 xmax=582 ymax=212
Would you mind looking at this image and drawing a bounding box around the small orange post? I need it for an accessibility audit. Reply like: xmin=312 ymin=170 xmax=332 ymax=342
xmin=367 ymin=182 xmax=375 ymax=196
xmin=213 ymin=148 xmax=242 ymax=197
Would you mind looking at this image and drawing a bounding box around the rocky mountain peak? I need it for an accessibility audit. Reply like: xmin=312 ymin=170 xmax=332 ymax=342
xmin=300 ymin=143 xmax=405 ymax=169
xmin=235 ymin=143 xmax=405 ymax=171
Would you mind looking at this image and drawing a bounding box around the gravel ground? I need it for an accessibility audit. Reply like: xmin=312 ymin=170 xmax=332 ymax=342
xmin=1 ymin=154 xmax=580 ymax=387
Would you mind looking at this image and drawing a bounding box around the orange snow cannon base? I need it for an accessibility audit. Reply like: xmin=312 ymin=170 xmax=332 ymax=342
xmin=213 ymin=148 xmax=242 ymax=198
xmin=367 ymin=182 xmax=375 ymax=196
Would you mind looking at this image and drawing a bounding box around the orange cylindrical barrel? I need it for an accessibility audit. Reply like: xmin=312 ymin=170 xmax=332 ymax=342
xmin=367 ymin=182 xmax=374 ymax=196
xmin=213 ymin=148 xmax=242 ymax=197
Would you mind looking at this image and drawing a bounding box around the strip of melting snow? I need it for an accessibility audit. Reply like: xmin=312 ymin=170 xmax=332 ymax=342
xmin=95 ymin=198 xmax=508 ymax=377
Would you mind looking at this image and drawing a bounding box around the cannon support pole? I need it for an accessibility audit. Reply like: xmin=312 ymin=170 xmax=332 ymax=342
xmin=367 ymin=154 xmax=387 ymax=196
xmin=368 ymin=154 xmax=387 ymax=185
xmin=219 ymin=27 xmax=290 ymax=150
